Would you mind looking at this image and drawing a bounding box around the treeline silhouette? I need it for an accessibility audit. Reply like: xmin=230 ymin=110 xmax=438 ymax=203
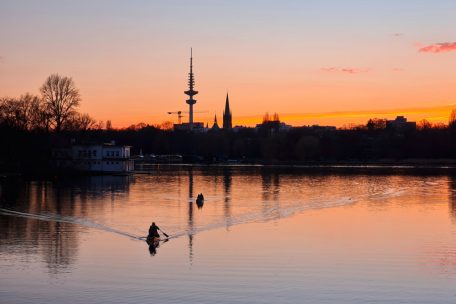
xmin=3 ymin=117 xmax=456 ymax=174
xmin=2 ymin=74 xmax=456 ymax=175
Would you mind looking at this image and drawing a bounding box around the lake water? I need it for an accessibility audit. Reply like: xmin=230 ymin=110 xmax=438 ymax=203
xmin=1 ymin=166 xmax=456 ymax=303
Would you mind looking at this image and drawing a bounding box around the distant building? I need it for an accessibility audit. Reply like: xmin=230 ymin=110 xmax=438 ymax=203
xmin=308 ymin=125 xmax=337 ymax=131
xmin=386 ymin=116 xmax=416 ymax=132
xmin=255 ymin=120 xmax=292 ymax=133
xmin=223 ymin=93 xmax=232 ymax=130
xmin=174 ymin=122 xmax=206 ymax=132
xmin=52 ymin=141 xmax=134 ymax=174
xmin=255 ymin=112 xmax=292 ymax=133
xmin=232 ymin=125 xmax=249 ymax=133
xmin=211 ymin=114 xmax=220 ymax=130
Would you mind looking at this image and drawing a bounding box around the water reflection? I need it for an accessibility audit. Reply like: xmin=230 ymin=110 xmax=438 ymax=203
xmin=0 ymin=176 xmax=134 ymax=273
xmin=1 ymin=168 xmax=456 ymax=274
xmin=147 ymin=237 xmax=168 ymax=256
xmin=261 ymin=168 xmax=281 ymax=220
xmin=223 ymin=168 xmax=232 ymax=227
xmin=188 ymin=167 xmax=194 ymax=263
xmin=449 ymin=176 xmax=456 ymax=221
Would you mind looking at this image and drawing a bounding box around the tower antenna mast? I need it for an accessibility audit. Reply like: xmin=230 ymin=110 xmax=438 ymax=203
xmin=184 ymin=48 xmax=198 ymax=128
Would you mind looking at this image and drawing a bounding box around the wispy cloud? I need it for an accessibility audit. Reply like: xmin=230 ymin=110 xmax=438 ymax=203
xmin=321 ymin=67 xmax=370 ymax=74
xmin=392 ymin=33 xmax=404 ymax=37
xmin=419 ymin=42 xmax=456 ymax=53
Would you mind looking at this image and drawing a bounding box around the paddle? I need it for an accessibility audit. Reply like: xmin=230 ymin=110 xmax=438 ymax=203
xmin=160 ymin=230 xmax=169 ymax=238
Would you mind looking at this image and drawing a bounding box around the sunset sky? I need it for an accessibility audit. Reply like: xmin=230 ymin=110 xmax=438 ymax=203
xmin=1 ymin=0 xmax=456 ymax=127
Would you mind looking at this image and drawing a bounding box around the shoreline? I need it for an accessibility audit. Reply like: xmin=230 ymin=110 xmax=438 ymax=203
xmin=137 ymin=158 xmax=456 ymax=169
xmin=134 ymin=160 xmax=456 ymax=177
xmin=3 ymin=158 xmax=456 ymax=179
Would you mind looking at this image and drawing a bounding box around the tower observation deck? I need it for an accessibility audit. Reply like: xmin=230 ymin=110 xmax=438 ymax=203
xmin=185 ymin=48 xmax=198 ymax=127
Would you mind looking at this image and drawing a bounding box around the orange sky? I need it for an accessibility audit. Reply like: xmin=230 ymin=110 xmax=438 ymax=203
xmin=231 ymin=104 xmax=455 ymax=128
xmin=1 ymin=1 xmax=456 ymax=128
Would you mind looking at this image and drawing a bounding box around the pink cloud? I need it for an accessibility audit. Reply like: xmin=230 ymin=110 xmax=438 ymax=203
xmin=321 ymin=67 xmax=370 ymax=74
xmin=419 ymin=42 xmax=456 ymax=53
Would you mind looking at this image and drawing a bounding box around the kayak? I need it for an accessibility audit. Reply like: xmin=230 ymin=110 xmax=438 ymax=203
xmin=146 ymin=236 xmax=160 ymax=246
xmin=196 ymin=197 xmax=204 ymax=208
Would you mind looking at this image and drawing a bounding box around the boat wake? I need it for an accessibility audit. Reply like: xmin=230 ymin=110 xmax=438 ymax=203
xmin=0 ymin=184 xmax=413 ymax=242
xmin=162 ymin=186 xmax=414 ymax=239
xmin=0 ymin=196 xmax=354 ymax=242
xmin=166 ymin=196 xmax=357 ymax=239
xmin=0 ymin=208 xmax=143 ymax=240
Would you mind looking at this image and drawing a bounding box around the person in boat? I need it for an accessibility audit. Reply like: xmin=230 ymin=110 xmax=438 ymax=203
xmin=148 ymin=222 xmax=161 ymax=241
xmin=196 ymin=193 xmax=204 ymax=209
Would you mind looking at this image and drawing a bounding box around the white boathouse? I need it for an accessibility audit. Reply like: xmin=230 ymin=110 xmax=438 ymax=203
xmin=52 ymin=141 xmax=134 ymax=174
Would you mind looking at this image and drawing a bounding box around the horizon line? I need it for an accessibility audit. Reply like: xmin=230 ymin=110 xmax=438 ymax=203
xmin=114 ymin=104 xmax=456 ymax=128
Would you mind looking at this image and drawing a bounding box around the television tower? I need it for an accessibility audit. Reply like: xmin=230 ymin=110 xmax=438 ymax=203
xmin=184 ymin=48 xmax=198 ymax=127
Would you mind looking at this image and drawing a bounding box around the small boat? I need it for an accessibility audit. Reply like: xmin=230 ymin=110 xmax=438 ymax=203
xmin=196 ymin=193 xmax=204 ymax=208
xmin=146 ymin=236 xmax=160 ymax=246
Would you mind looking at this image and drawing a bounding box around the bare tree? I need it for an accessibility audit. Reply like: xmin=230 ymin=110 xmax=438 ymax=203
xmin=106 ymin=120 xmax=112 ymax=130
xmin=76 ymin=113 xmax=97 ymax=130
xmin=20 ymin=93 xmax=50 ymax=131
xmin=367 ymin=118 xmax=387 ymax=131
xmin=0 ymin=94 xmax=49 ymax=131
xmin=40 ymin=74 xmax=81 ymax=132
xmin=417 ymin=119 xmax=432 ymax=130
xmin=0 ymin=97 xmax=16 ymax=127
xmin=64 ymin=113 xmax=96 ymax=131
xmin=95 ymin=120 xmax=105 ymax=130
xmin=449 ymin=109 xmax=456 ymax=129
xmin=272 ymin=112 xmax=280 ymax=122
xmin=159 ymin=121 xmax=174 ymax=130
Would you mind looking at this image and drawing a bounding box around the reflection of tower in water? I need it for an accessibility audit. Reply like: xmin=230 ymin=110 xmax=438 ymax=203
xmin=187 ymin=167 xmax=194 ymax=263
xmin=223 ymin=168 xmax=232 ymax=228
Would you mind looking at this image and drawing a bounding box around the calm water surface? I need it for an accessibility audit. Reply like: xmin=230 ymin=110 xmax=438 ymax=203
xmin=1 ymin=166 xmax=456 ymax=303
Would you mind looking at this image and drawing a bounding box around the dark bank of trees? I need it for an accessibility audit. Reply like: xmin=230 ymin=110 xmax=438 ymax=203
xmin=3 ymin=74 xmax=456 ymax=175
xmin=0 ymin=74 xmax=102 ymax=174
xmin=145 ymin=119 xmax=456 ymax=163
xmin=4 ymin=114 xmax=456 ymax=175
xmin=74 ymin=112 xmax=456 ymax=163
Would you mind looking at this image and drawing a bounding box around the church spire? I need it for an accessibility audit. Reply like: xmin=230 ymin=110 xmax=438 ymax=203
xmin=212 ymin=113 xmax=220 ymax=130
xmin=223 ymin=92 xmax=232 ymax=129
xmin=224 ymin=93 xmax=230 ymax=114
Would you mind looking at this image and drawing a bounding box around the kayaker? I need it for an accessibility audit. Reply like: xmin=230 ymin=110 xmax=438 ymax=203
xmin=148 ymin=222 xmax=161 ymax=240
xmin=196 ymin=193 xmax=204 ymax=209
xmin=197 ymin=193 xmax=204 ymax=201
